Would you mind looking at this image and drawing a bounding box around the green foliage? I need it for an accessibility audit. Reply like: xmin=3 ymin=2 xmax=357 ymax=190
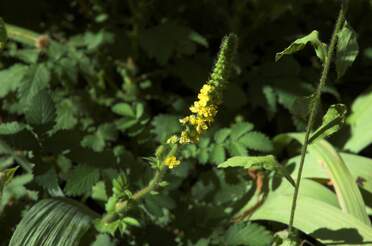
xmin=309 ymin=104 xmax=347 ymax=143
xmin=345 ymin=88 xmax=372 ymax=152
xmin=181 ymin=122 xmax=273 ymax=165
xmin=0 ymin=1 xmax=371 ymax=245
xmin=336 ymin=21 xmax=359 ymax=79
xmin=224 ymin=222 xmax=273 ymax=246
xmin=64 ymin=165 xmax=100 ymax=196
xmin=9 ymin=198 xmax=97 ymax=246
xmin=275 ymin=30 xmax=327 ymax=63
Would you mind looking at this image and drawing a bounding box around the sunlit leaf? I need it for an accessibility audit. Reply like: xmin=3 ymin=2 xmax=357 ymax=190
xmin=275 ymin=30 xmax=328 ymax=63
xmin=309 ymin=104 xmax=347 ymax=143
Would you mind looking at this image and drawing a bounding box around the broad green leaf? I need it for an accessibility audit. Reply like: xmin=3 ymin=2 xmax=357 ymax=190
xmin=344 ymin=88 xmax=372 ymax=152
xmin=91 ymin=234 xmax=116 ymax=246
xmin=214 ymin=128 xmax=231 ymax=144
xmin=227 ymin=141 xmax=247 ymax=156
xmin=54 ymin=99 xmax=78 ymax=131
xmin=275 ymin=30 xmax=328 ymax=63
xmin=0 ymin=17 xmax=6 ymax=50
xmin=18 ymin=63 xmax=51 ymax=107
xmin=289 ymin=153 xmax=372 ymax=194
xmin=64 ymin=164 xmax=100 ymax=196
xmin=92 ymin=181 xmax=108 ymax=202
xmin=9 ymin=198 xmax=98 ymax=246
xmin=25 ymin=89 xmax=56 ymax=126
xmin=309 ymin=104 xmax=347 ymax=143
xmin=250 ymin=194 xmax=372 ymax=245
xmin=230 ymin=122 xmax=254 ymax=140
xmin=0 ymin=122 xmax=25 ymax=135
xmin=224 ymin=222 xmax=273 ymax=246
xmin=209 ymin=144 xmax=225 ymax=164
xmin=0 ymin=64 xmax=28 ymax=98
xmin=336 ymin=21 xmax=359 ymax=79
xmin=35 ymin=168 xmax=64 ymax=197
xmin=283 ymin=133 xmax=371 ymax=225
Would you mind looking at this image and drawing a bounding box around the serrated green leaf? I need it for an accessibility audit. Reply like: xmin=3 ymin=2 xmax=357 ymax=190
xmin=197 ymin=148 xmax=209 ymax=164
xmin=227 ymin=141 xmax=247 ymax=156
xmin=336 ymin=21 xmax=359 ymax=79
xmin=81 ymin=123 xmax=118 ymax=152
xmin=0 ymin=64 xmax=28 ymax=98
xmin=230 ymin=122 xmax=254 ymax=140
xmin=64 ymin=165 xmax=100 ymax=196
xmin=209 ymin=144 xmax=225 ymax=164
xmin=1 ymin=173 xmax=36 ymax=208
xmin=9 ymin=198 xmax=97 ymax=246
xmin=309 ymin=104 xmax=347 ymax=143
xmin=214 ymin=128 xmax=231 ymax=144
xmin=224 ymin=222 xmax=273 ymax=246
xmin=151 ymin=114 xmax=181 ymax=143
xmin=54 ymin=99 xmax=78 ymax=131
xmin=25 ymin=89 xmax=56 ymax=127
xmin=275 ymin=30 xmax=327 ymax=63
xmin=239 ymin=131 xmax=273 ymax=152
xmin=0 ymin=17 xmax=6 ymax=51
xmin=35 ymin=168 xmax=64 ymax=197
xmin=18 ymin=63 xmax=50 ymax=106
xmin=92 ymin=181 xmax=108 ymax=202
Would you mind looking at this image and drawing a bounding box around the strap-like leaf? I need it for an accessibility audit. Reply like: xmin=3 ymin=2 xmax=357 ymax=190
xmin=10 ymin=198 xmax=98 ymax=246
xmin=251 ymin=194 xmax=372 ymax=245
xmin=309 ymin=104 xmax=346 ymax=143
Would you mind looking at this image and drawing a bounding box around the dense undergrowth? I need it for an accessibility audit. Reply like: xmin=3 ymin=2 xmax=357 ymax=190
xmin=1 ymin=0 xmax=372 ymax=245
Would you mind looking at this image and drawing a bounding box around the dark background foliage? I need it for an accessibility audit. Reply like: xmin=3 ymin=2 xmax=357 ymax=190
xmin=1 ymin=0 xmax=372 ymax=245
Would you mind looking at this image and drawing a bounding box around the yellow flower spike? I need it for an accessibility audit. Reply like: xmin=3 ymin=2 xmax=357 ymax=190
xmin=164 ymin=156 xmax=181 ymax=169
xmin=178 ymin=34 xmax=238 ymax=145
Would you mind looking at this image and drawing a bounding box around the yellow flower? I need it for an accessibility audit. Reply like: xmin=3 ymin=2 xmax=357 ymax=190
xmin=166 ymin=135 xmax=178 ymax=144
xmin=164 ymin=156 xmax=181 ymax=169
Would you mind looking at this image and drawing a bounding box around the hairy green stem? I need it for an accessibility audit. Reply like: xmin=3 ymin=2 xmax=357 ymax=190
xmin=5 ymin=23 xmax=45 ymax=47
xmin=288 ymin=3 xmax=346 ymax=235
xmin=102 ymin=167 xmax=166 ymax=223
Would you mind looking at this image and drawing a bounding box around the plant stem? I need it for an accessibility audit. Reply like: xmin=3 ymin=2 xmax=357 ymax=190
xmin=288 ymin=3 xmax=346 ymax=236
xmin=102 ymin=167 xmax=166 ymax=223
xmin=5 ymin=24 xmax=41 ymax=47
